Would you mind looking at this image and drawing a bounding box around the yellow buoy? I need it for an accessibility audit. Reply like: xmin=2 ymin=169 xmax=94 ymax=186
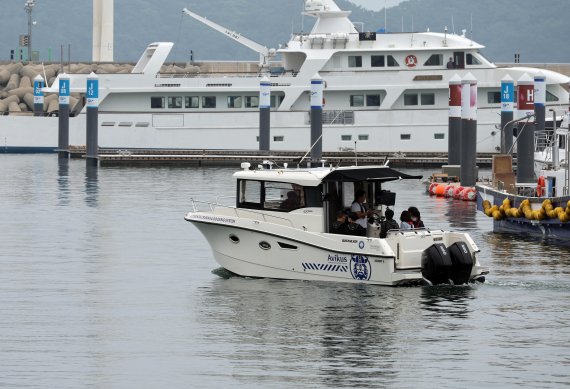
xmin=524 ymin=210 xmax=534 ymax=220
xmin=484 ymin=208 xmax=493 ymax=217
xmin=558 ymin=212 xmax=570 ymax=223
xmin=492 ymin=210 xmax=503 ymax=220
xmin=547 ymin=209 xmax=558 ymax=219
xmin=482 ymin=200 xmax=491 ymax=209
xmin=554 ymin=207 xmax=565 ymax=215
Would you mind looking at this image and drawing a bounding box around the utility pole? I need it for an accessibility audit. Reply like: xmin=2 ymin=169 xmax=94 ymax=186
xmin=24 ymin=0 xmax=35 ymax=62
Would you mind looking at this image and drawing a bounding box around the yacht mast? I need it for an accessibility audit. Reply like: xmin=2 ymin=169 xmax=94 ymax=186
xmin=92 ymin=0 xmax=114 ymax=62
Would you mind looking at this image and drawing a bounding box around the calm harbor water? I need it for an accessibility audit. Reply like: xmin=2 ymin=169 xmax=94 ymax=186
xmin=1 ymin=154 xmax=569 ymax=388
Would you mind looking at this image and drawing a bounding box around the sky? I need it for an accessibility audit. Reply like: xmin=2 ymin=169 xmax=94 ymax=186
xmin=350 ymin=0 xmax=404 ymax=10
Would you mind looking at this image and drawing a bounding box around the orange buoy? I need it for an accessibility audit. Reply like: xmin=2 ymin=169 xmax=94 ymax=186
xmin=536 ymin=176 xmax=546 ymax=197
xmin=435 ymin=184 xmax=446 ymax=196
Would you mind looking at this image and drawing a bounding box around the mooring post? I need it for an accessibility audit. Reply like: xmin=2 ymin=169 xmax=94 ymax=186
xmin=310 ymin=74 xmax=324 ymax=166
xmin=500 ymin=75 xmax=515 ymax=154
xmin=259 ymin=76 xmax=271 ymax=152
xmin=460 ymin=73 xmax=477 ymax=187
xmin=86 ymin=72 xmax=99 ymax=166
xmin=58 ymin=73 xmax=70 ymax=159
xmin=33 ymin=74 xmax=44 ymax=117
xmin=516 ymin=73 xmax=535 ymax=184
xmin=534 ymin=74 xmax=546 ymax=135
xmin=448 ymin=74 xmax=462 ymax=165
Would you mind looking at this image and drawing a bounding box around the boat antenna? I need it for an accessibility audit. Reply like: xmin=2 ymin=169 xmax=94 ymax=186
xmin=354 ymin=141 xmax=358 ymax=166
xmin=401 ymin=15 xmax=404 ymax=32
xmin=384 ymin=0 xmax=387 ymax=32
xmin=470 ymin=13 xmax=473 ymax=46
xmin=451 ymin=15 xmax=456 ymax=35
xmin=298 ymin=134 xmax=323 ymax=168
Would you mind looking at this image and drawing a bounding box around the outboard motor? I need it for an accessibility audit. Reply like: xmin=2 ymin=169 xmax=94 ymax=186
xmin=447 ymin=241 xmax=474 ymax=285
xmin=421 ymin=243 xmax=452 ymax=285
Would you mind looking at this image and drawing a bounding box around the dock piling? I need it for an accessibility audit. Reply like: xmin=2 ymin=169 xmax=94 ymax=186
xmin=448 ymin=74 xmax=462 ymax=165
xmin=259 ymin=76 xmax=271 ymax=152
xmin=33 ymin=74 xmax=44 ymax=117
xmin=86 ymin=72 xmax=99 ymax=166
xmin=516 ymin=73 xmax=536 ymax=184
xmin=534 ymin=74 xmax=546 ymax=135
xmin=310 ymin=74 xmax=324 ymax=166
xmin=460 ymin=73 xmax=477 ymax=187
xmin=500 ymin=75 xmax=515 ymax=153
xmin=57 ymin=73 xmax=70 ymax=159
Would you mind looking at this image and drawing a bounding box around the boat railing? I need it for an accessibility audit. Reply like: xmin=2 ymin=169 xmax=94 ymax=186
xmin=190 ymin=198 xmax=295 ymax=227
xmin=156 ymin=71 xmax=299 ymax=80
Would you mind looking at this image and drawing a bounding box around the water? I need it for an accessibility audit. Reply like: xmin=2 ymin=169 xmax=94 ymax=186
xmin=1 ymin=154 xmax=569 ymax=388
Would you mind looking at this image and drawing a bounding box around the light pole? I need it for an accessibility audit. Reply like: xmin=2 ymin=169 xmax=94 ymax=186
xmin=24 ymin=0 xmax=35 ymax=62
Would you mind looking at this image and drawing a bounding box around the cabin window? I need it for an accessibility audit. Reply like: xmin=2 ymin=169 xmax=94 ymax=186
xmin=434 ymin=133 xmax=445 ymax=140
xmin=202 ymin=96 xmax=217 ymax=108
xmin=404 ymin=94 xmax=418 ymax=106
xmin=371 ymin=55 xmax=385 ymax=67
xmin=358 ymin=134 xmax=369 ymax=141
xmin=350 ymin=95 xmax=364 ymax=107
xmin=270 ymin=95 xmax=285 ymax=108
xmin=150 ymin=97 xmax=165 ymax=109
xmin=264 ymin=182 xmax=305 ymax=211
xmin=421 ymin=93 xmax=435 ymax=105
xmin=466 ymin=53 xmax=481 ymax=65
xmin=341 ymin=135 xmax=352 ymax=141
xmin=245 ymin=96 xmax=259 ymax=108
xmin=424 ymin=54 xmax=443 ymax=66
xmin=185 ymin=96 xmax=199 ymax=108
xmin=273 ymin=136 xmax=284 ymax=142
xmin=487 ymin=91 xmax=501 ymax=104
xmin=401 ymin=134 xmax=411 ymax=140
xmin=168 ymin=96 xmax=182 ymax=109
xmin=238 ymin=180 xmax=262 ymax=209
xmin=387 ymin=55 xmax=399 ymax=67
xmin=366 ymin=94 xmax=381 ymax=107
xmin=348 ymin=55 xmax=363 ymax=68
xmin=227 ymin=96 xmax=243 ymax=108
xmin=546 ymin=91 xmax=559 ymax=102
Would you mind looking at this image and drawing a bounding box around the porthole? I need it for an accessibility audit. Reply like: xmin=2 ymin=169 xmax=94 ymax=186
xmin=259 ymin=241 xmax=271 ymax=250
xmin=229 ymin=234 xmax=240 ymax=244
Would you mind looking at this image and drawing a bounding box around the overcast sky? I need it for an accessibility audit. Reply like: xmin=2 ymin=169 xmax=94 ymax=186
xmin=350 ymin=0 xmax=404 ymax=10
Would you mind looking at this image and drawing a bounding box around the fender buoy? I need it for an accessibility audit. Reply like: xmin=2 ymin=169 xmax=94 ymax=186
xmin=443 ymin=185 xmax=455 ymax=198
xmin=453 ymin=186 xmax=464 ymax=199
xmin=461 ymin=187 xmax=477 ymax=201
xmin=537 ymin=176 xmax=546 ymax=197
xmin=435 ymin=184 xmax=446 ymax=196
xmin=429 ymin=183 xmax=438 ymax=195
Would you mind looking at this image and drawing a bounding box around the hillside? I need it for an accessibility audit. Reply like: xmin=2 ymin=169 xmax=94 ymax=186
xmin=0 ymin=0 xmax=568 ymax=63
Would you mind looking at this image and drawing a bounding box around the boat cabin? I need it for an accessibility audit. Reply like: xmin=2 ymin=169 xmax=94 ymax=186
xmin=233 ymin=165 xmax=421 ymax=237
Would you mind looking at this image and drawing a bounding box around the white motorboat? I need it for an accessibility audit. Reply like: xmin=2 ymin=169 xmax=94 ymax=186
xmin=1 ymin=0 xmax=568 ymax=154
xmin=185 ymin=163 xmax=489 ymax=286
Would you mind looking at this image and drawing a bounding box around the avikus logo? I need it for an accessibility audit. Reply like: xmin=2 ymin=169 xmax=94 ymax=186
xmin=328 ymin=254 xmax=348 ymax=263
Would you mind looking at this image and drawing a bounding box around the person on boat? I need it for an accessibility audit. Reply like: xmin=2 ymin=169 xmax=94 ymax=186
xmin=446 ymin=57 xmax=455 ymax=69
xmin=280 ymin=190 xmax=300 ymax=210
xmin=331 ymin=211 xmax=349 ymax=234
xmin=380 ymin=208 xmax=400 ymax=238
xmin=408 ymin=206 xmax=425 ymax=229
xmin=351 ymin=189 xmax=373 ymax=230
xmin=346 ymin=212 xmax=366 ymax=236
xmin=400 ymin=210 xmax=414 ymax=230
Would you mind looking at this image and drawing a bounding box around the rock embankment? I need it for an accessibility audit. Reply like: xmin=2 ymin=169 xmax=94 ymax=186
xmin=0 ymin=62 xmax=200 ymax=116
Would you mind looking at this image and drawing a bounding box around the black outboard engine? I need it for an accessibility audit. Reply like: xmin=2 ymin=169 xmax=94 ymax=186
xmin=421 ymin=243 xmax=452 ymax=285
xmin=447 ymin=241 xmax=474 ymax=285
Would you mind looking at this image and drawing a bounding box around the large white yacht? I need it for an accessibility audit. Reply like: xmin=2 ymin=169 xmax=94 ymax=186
xmin=1 ymin=0 xmax=569 ymax=153
xmin=185 ymin=163 xmax=489 ymax=286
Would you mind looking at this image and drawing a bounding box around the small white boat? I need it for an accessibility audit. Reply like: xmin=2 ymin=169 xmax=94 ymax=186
xmin=185 ymin=163 xmax=488 ymax=286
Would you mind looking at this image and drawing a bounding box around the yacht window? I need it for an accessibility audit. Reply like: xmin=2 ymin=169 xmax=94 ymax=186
xmin=350 ymin=95 xmax=364 ymax=107
xmin=185 ymin=96 xmax=199 ymax=108
xmin=273 ymin=136 xmax=284 ymax=142
xmin=341 ymin=135 xmax=352 ymax=141
xmin=371 ymin=55 xmax=385 ymax=67
xmin=466 ymin=53 xmax=481 ymax=65
xmin=487 ymin=91 xmax=501 ymax=104
xmin=168 ymin=96 xmax=182 ymax=109
xmin=401 ymin=134 xmax=411 ymax=140
xmin=150 ymin=97 xmax=165 ymax=109
xmin=348 ymin=55 xmax=363 ymax=68
xmin=434 ymin=133 xmax=445 ymax=140
xmin=404 ymin=94 xmax=418 ymax=106
xmin=358 ymin=134 xmax=369 ymax=141
xmin=421 ymin=93 xmax=435 ymax=105
xmin=245 ymin=96 xmax=259 ymax=108
xmin=238 ymin=180 xmax=262 ymax=209
xmin=366 ymin=94 xmax=381 ymax=107
xmin=202 ymin=96 xmax=217 ymax=108
xmin=387 ymin=55 xmax=399 ymax=67
xmin=227 ymin=96 xmax=243 ymax=108
xmin=264 ymin=182 xmax=305 ymax=211
xmin=546 ymin=91 xmax=559 ymax=102
xmin=270 ymin=95 xmax=285 ymax=108
xmin=424 ymin=54 xmax=443 ymax=66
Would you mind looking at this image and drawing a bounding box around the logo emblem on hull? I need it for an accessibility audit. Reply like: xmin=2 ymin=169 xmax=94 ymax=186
xmin=350 ymin=254 xmax=371 ymax=281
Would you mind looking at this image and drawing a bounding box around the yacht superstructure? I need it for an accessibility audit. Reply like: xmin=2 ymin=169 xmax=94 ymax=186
xmin=1 ymin=0 xmax=568 ymax=153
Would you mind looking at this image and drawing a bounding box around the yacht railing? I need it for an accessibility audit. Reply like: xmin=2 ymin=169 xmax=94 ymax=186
xmin=189 ymin=198 xmax=295 ymax=227
xmin=156 ymin=71 xmax=299 ymax=79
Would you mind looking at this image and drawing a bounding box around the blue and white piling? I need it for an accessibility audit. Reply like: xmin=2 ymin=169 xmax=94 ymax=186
xmin=86 ymin=72 xmax=99 ymax=166
xmin=534 ymin=74 xmax=546 ymax=135
xmin=259 ymin=76 xmax=271 ymax=152
xmin=500 ymin=75 xmax=515 ymax=154
xmin=516 ymin=73 xmax=535 ymax=184
xmin=310 ymin=74 xmax=324 ymax=166
xmin=33 ymin=74 xmax=44 ymax=117
xmin=460 ymin=73 xmax=477 ymax=187
xmin=58 ymin=73 xmax=70 ymax=159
